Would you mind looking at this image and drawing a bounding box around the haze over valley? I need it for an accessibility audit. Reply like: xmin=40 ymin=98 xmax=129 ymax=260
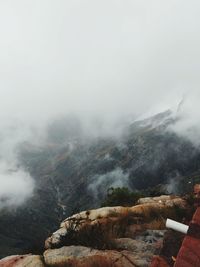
xmin=1 ymin=0 xmax=200 ymax=259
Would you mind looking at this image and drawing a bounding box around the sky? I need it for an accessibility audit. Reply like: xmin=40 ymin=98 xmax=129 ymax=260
xmin=0 ymin=0 xmax=200 ymax=124
xmin=0 ymin=0 xmax=200 ymax=208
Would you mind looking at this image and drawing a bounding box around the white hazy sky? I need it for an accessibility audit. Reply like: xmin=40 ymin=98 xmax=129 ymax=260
xmin=0 ymin=0 xmax=200 ymax=123
xmin=1 ymin=0 xmax=200 ymax=208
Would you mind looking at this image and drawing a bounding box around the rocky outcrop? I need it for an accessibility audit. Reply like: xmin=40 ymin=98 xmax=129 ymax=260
xmin=137 ymin=195 xmax=185 ymax=206
xmin=45 ymin=195 xmax=187 ymax=249
xmin=0 ymin=195 xmax=189 ymax=267
xmin=0 ymin=255 xmax=44 ymax=267
xmin=112 ymin=230 xmax=166 ymax=255
xmin=44 ymin=245 xmax=151 ymax=267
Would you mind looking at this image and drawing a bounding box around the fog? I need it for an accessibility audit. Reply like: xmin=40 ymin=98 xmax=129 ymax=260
xmin=88 ymin=167 xmax=130 ymax=203
xmin=0 ymin=0 xmax=200 ymax=207
xmin=0 ymin=162 xmax=34 ymax=209
xmin=0 ymin=0 xmax=200 ymax=122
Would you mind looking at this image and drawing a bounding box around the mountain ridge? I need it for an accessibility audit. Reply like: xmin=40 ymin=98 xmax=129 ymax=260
xmin=0 ymin=110 xmax=200 ymax=258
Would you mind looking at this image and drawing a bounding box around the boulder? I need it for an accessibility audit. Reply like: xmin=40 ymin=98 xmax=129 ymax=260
xmin=113 ymin=230 xmax=165 ymax=253
xmin=112 ymin=238 xmax=153 ymax=252
xmin=137 ymin=195 xmax=183 ymax=206
xmin=45 ymin=196 xmax=187 ymax=249
xmin=0 ymin=255 xmax=44 ymax=267
xmin=44 ymin=245 xmax=151 ymax=267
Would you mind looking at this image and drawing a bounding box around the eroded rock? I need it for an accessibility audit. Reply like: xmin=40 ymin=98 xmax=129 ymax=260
xmin=44 ymin=245 xmax=151 ymax=267
xmin=45 ymin=196 xmax=187 ymax=249
xmin=0 ymin=255 xmax=45 ymax=267
xmin=113 ymin=230 xmax=165 ymax=254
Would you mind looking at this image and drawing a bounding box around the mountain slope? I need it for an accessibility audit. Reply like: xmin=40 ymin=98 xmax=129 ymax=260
xmin=0 ymin=110 xmax=200 ymax=258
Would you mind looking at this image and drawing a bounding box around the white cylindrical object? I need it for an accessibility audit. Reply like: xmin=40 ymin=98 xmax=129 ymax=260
xmin=166 ymin=218 xmax=189 ymax=234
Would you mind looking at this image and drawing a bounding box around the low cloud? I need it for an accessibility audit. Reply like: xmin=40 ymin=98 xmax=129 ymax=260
xmin=169 ymin=91 xmax=200 ymax=146
xmin=0 ymin=161 xmax=34 ymax=209
xmin=0 ymin=121 xmax=37 ymax=210
xmin=0 ymin=0 xmax=200 ymax=208
xmin=88 ymin=167 xmax=130 ymax=202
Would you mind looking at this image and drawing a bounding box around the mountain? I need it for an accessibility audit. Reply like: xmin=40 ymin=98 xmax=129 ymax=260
xmin=0 ymin=110 xmax=200 ymax=258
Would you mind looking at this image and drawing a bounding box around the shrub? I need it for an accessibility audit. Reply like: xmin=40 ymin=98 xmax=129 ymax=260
xmin=101 ymin=187 xmax=143 ymax=207
xmin=142 ymin=184 xmax=167 ymax=197
xmin=56 ymin=219 xmax=114 ymax=250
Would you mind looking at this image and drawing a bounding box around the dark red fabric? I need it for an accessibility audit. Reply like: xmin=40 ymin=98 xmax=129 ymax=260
xmin=174 ymin=207 xmax=200 ymax=267
xmin=191 ymin=207 xmax=200 ymax=225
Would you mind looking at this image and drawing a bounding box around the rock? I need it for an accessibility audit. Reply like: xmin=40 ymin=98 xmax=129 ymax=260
xmin=60 ymin=206 xmax=125 ymax=227
xmin=135 ymin=230 xmax=166 ymax=244
xmin=112 ymin=230 xmax=165 ymax=253
xmin=0 ymin=195 xmax=188 ymax=267
xmin=45 ymin=227 xmax=68 ymax=249
xmin=45 ymin=196 xmax=187 ymax=249
xmin=44 ymin=245 xmax=151 ymax=267
xmin=137 ymin=195 xmax=176 ymax=205
xmin=0 ymin=255 xmax=45 ymax=267
xmin=112 ymin=238 xmax=151 ymax=252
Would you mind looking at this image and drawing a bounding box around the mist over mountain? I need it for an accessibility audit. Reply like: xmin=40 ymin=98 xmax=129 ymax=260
xmin=0 ymin=110 xmax=200 ymax=258
xmin=0 ymin=108 xmax=199 ymax=211
xmin=1 ymin=0 xmax=200 ymax=261
xmin=0 ymin=0 xmax=200 ymax=211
